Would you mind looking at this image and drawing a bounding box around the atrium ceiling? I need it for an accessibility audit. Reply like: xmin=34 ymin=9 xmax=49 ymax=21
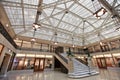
xmin=1 ymin=0 xmax=120 ymax=46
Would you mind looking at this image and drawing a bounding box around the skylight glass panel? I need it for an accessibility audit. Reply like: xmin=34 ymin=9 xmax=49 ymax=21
xmin=74 ymin=37 xmax=81 ymax=42
xmin=106 ymin=0 xmax=114 ymax=6
xmin=62 ymin=13 xmax=80 ymax=26
xmin=12 ymin=26 xmax=24 ymax=29
xmin=35 ymin=34 xmax=51 ymax=40
xmin=57 ymin=38 xmax=67 ymax=43
xmin=53 ymin=13 xmax=64 ymax=20
xmin=41 ymin=20 xmax=51 ymax=26
xmin=74 ymin=28 xmax=83 ymax=34
xmin=24 ymin=0 xmax=39 ymax=5
xmin=43 ymin=0 xmax=58 ymax=4
xmin=58 ymin=22 xmax=75 ymax=31
xmin=104 ymin=31 xmax=119 ymax=38
xmin=35 ymin=29 xmax=53 ymax=36
xmin=93 ymin=20 xmax=104 ymax=28
xmin=84 ymin=26 xmax=94 ymax=33
xmin=4 ymin=0 xmax=21 ymax=3
xmin=101 ymin=27 xmax=116 ymax=35
xmin=70 ymin=4 xmax=80 ymax=13
xmin=57 ymin=4 xmax=65 ymax=8
xmin=21 ymin=31 xmax=34 ymax=37
xmin=43 ymin=8 xmax=53 ymax=16
xmin=86 ymin=34 xmax=98 ymax=40
xmin=4 ymin=6 xmax=23 ymax=25
xmin=24 ymin=8 xmax=37 ymax=24
xmin=66 ymin=1 xmax=74 ymax=7
xmin=50 ymin=18 xmax=59 ymax=27
xmin=14 ymin=28 xmax=24 ymax=34
xmin=52 ymin=9 xmax=64 ymax=15
xmin=57 ymin=33 xmax=69 ymax=39
xmin=89 ymin=37 xmax=99 ymax=43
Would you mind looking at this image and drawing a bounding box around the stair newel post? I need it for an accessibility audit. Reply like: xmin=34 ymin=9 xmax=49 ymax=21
xmin=67 ymin=48 xmax=74 ymax=73
xmin=68 ymin=60 xmax=74 ymax=73
xmin=83 ymin=47 xmax=92 ymax=74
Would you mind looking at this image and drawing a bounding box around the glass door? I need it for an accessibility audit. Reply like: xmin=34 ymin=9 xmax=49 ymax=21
xmin=96 ymin=58 xmax=107 ymax=69
xmin=34 ymin=58 xmax=45 ymax=72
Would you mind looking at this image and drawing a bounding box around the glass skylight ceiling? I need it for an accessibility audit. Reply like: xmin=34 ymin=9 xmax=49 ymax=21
xmin=1 ymin=0 xmax=120 ymax=46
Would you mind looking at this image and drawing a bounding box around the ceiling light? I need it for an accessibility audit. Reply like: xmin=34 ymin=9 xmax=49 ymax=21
xmin=8 ymin=49 xmax=12 ymax=52
xmin=97 ymin=16 xmax=101 ymax=19
xmin=93 ymin=7 xmax=107 ymax=18
xmin=97 ymin=8 xmax=106 ymax=16
xmin=6 ymin=24 xmax=9 ymax=27
xmin=31 ymin=38 xmax=36 ymax=42
xmin=99 ymin=41 xmax=103 ymax=46
xmin=54 ymin=42 xmax=58 ymax=45
xmin=72 ymin=45 xmax=75 ymax=47
xmin=54 ymin=32 xmax=58 ymax=45
xmin=83 ymin=46 xmax=87 ymax=49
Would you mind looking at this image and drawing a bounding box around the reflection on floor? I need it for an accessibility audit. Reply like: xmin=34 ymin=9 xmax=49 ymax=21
xmin=0 ymin=68 xmax=120 ymax=80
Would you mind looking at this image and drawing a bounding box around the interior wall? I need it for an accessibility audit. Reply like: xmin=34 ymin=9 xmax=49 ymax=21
xmin=0 ymin=53 xmax=11 ymax=75
xmin=0 ymin=33 xmax=16 ymax=66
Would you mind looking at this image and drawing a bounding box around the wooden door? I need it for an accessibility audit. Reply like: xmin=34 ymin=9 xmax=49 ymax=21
xmin=34 ymin=58 xmax=45 ymax=72
xmin=96 ymin=58 xmax=107 ymax=69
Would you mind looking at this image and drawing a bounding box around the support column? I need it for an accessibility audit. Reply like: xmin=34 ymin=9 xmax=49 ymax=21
xmin=51 ymin=56 xmax=54 ymax=70
xmin=107 ymin=42 xmax=112 ymax=50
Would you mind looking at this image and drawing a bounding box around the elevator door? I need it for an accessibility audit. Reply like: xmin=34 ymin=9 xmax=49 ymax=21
xmin=96 ymin=58 xmax=107 ymax=69
xmin=34 ymin=58 xmax=45 ymax=72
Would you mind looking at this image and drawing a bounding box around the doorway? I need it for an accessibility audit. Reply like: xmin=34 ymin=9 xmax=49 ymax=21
xmin=96 ymin=57 xmax=107 ymax=69
xmin=34 ymin=58 xmax=45 ymax=72
xmin=0 ymin=54 xmax=11 ymax=74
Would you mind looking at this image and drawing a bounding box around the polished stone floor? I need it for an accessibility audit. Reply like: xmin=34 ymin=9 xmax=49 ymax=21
xmin=0 ymin=68 xmax=120 ymax=80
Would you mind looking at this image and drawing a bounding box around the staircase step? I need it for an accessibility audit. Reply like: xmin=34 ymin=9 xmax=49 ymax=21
xmin=73 ymin=70 xmax=96 ymax=74
xmin=68 ymin=72 xmax=99 ymax=78
xmin=69 ymin=70 xmax=97 ymax=75
xmin=68 ymin=74 xmax=90 ymax=78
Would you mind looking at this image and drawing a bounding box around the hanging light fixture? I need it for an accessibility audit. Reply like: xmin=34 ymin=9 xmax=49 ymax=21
xmin=32 ymin=23 xmax=41 ymax=31
xmin=92 ymin=0 xmax=107 ymax=19
xmin=93 ymin=7 xmax=107 ymax=18
xmin=31 ymin=38 xmax=36 ymax=42
xmin=72 ymin=37 xmax=75 ymax=47
xmin=31 ymin=30 xmax=36 ymax=42
xmin=54 ymin=32 xmax=58 ymax=45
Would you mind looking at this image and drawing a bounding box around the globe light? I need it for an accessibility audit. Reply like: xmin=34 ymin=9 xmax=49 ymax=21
xmin=31 ymin=38 xmax=36 ymax=42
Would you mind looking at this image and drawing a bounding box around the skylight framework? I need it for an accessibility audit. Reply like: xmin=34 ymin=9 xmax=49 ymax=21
xmin=1 ymin=0 xmax=120 ymax=46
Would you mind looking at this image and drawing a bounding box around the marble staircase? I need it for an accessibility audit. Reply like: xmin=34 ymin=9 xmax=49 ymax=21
xmin=60 ymin=53 xmax=99 ymax=78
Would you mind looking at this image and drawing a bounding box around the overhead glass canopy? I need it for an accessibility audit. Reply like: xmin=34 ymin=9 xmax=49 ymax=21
xmin=1 ymin=0 xmax=120 ymax=46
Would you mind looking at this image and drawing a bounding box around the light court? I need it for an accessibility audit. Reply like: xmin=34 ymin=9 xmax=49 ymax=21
xmin=0 ymin=0 xmax=120 ymax=80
